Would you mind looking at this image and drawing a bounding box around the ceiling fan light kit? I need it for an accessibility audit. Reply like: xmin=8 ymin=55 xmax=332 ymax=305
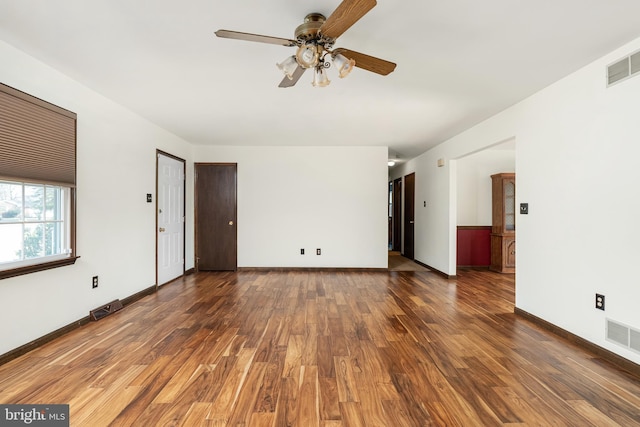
xmin=332 ymin=53 xmax=356 ymax=78
xmin=312 ymin=67 xmax=331 ymax=87
xmin=276 ymin=56 xmax=298 ymax=80
xmin=215 ymin=0 xmax=396 ymax=88
xmin=294 ymin=42 xmax=320 ymax=69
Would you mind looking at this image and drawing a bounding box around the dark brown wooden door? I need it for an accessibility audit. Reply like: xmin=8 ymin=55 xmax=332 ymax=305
xmin=195 ymin=163 xmax=237 ymax=271
xmin=403 ymin=173 xmax=415 ymax=260
xmin=392 ymin=178 xmax=402 ymax=252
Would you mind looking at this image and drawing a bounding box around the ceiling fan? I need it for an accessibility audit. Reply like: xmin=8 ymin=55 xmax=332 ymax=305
xmin=215 ymin=0 xmax=396 ymax=88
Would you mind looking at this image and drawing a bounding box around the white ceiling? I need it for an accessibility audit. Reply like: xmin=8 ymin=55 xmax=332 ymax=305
xmin=2 ymin=0 xmax=640 ymax=160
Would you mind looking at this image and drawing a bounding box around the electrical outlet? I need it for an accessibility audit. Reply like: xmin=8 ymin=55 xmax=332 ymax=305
xmin=595 ymin=293 xmax=605 ymax=311
xmin=316 ymin=248 xmax=321 ymax=255
xmin=92 ymin=276 xmax=99 ymax=289
xmin=300 ymin=248 xmax=305 ymax=255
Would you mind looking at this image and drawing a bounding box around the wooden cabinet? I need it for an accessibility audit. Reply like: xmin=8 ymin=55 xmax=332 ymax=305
xmin=490 ymin=173 xmax=515 ymax=273
xmin=491 ymin=235 xmax=515 ymax=273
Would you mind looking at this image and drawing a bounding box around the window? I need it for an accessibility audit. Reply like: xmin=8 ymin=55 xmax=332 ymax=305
xmin=0 ymin=181 xmax=71 ymax=269
xmin=0 ymin=83 xmax=78 ymax=279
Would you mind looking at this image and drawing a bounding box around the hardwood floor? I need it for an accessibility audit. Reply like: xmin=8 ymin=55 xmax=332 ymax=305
xmin=1 ymin=269 xmax=640 ymax=426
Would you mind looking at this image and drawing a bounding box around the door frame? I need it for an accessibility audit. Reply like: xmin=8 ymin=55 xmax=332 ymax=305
xmin=403 ymin=172 xmax=415 ymax=260
xmin=156 ymin=150 xmax=186 ymax=287
xmin=392 ymin=177 xmax=402 ymax=252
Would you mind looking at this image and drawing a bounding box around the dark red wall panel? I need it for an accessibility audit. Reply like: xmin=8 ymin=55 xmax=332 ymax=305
xmin=457 ymin=226 xmax=491 ymax=266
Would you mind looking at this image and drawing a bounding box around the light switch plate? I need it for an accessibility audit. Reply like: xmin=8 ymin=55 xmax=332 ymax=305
xmin=520 ymin=203 xmax=528 ymax=214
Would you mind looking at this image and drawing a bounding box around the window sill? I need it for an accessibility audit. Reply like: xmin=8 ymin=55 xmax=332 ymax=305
xmin=0 ymin=256 xmax=80 ymax=280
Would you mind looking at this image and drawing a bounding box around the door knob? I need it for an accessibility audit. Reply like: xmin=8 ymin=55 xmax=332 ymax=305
xmin=159 ymin=227 xmax=165 ymax=232
xmin=228 ymin=221 xmax=234 ymax=226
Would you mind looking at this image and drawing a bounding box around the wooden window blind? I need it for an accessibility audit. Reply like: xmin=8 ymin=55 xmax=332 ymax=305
xmin=0 ymin=83 xmax=76 ymax=186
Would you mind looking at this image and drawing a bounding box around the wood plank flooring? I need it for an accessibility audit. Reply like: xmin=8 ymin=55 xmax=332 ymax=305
xmin=1 ymin=269 xmax=640 ymax=426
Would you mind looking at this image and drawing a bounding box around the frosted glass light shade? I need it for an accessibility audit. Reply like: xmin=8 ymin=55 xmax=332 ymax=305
xmin=296 ymin=43 xmax=319 ymax=68
xmin=332 ymin=53 xmax=355 ymax=78
xmin=276 ymin=56 xmax=298 ymax=80
xmin=312 ymin=67 xmax=330 ymax=87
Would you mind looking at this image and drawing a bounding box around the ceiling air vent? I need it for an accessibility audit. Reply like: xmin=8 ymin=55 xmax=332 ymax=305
xmin=607 ymin=49 xmax=640 ymax=87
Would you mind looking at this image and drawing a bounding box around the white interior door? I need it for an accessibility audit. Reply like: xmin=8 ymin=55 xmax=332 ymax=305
xmin=157 ymin=152 xmax=185 ymax=285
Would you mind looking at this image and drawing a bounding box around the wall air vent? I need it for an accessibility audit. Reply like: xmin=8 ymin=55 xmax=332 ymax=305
xmin=607 ymin=49 xmax=640 ymax=87
xmin=631 ymin=329 xmax=640 ymax=353
xmin=631 ymin=51 xmax=640 ymax=75
xmin=606 ymin=318 xmax=640 ymax=355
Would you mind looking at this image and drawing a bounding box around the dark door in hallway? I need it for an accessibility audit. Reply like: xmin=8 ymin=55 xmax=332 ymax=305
xmin=403 ymin=173 xmax=415 ymax=259
xmin=195 ymin=163 xmax=237 ymax=271
xmin=392 ymin=177 xmax=402 ymax=252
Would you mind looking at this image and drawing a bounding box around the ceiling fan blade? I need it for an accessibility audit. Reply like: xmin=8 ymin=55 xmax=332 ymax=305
xmin=334 ymin=48 xmax=396 ymax=75
xmin=278 ymin=66 xmax=307 ymax=88
xmin=320 ymin=0 xmax=377 ymax=39
xmin=215 ymin=30 xmax=297 ymax=47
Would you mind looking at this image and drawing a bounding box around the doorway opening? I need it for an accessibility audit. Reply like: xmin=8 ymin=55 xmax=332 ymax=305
xmin=388 ymin=173 xmax=426 ymax=271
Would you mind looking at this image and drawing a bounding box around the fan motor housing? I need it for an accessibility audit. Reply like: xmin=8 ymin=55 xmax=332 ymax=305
xmin=295 ymin=13 xmax=325 ymax=41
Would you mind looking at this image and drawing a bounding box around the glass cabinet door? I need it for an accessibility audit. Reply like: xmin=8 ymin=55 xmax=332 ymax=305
xmin=504 ymin=179 xmax=515 ymax=231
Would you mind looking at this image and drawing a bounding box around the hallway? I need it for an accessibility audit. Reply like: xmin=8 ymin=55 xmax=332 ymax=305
xmin=387 ymin=251 xmax=429 ymax=272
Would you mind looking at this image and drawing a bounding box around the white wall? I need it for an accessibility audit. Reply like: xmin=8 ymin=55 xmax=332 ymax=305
xmin=195 ymin=146 xmax=388 ymax=269
xmin=394 ymin=36 xmax=640 ymax=364
xmin=515 ymin=39 xmax=640 ymax=365
xmin=0 ymin=40 xmax=194 ymax=356
xmin=456 ymin=145 xmax=515 ymax=226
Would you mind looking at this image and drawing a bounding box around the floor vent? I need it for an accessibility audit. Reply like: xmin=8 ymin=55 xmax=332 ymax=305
xmin=90 ymin=299 xmax=123 ymax=321
xmin=606 ymin=318 xmax=640 ymax=354
xmin=607 ymin=49 xmax=640 ymax=87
